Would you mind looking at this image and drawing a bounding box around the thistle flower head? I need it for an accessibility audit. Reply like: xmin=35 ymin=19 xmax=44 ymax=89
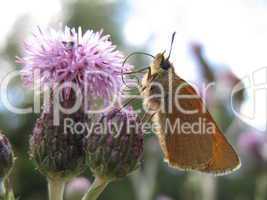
xmin=0 ymin=132 xmax=14 ymax=179
xmin=30 ymin=96 xmax=88 ymax=180
xmin=85 ymin=107 xmax=144 ymax=180
xmin=18 ymin=26 xmax=130 ymax=100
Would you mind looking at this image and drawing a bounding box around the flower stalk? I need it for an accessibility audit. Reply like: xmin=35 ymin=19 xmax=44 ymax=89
xmin=81 ymin=176 xmax=109 ymax=200
xmin=255 ymin=172 xmax=267 ymax=200
xmin=0 ymin=178 xmax=15 ymax=200
xmin=0 ymin=178 xmax=5 ymax=198
xmin=48 ymin=178 xmax=65 ymax=200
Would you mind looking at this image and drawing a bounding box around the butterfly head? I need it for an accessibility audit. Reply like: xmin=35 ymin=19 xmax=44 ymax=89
xmin=150 ymin=52 xmax=171 ymax=75
xmin=150 ymin=32 xmax=176 ymax=75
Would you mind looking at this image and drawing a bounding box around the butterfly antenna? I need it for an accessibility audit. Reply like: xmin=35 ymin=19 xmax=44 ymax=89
xmin=167 ymin=32 xmax=176 ymax=60
xmin=121 ymin=52 xmax=155 ymax=88
xmin=123 ymin=52 xmax=155 ymax=66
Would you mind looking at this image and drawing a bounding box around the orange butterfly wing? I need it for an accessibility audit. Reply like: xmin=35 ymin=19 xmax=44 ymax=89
xmin=155 ymin=74 xmax=240 ymax=174
xmin=199 ymin=131 xmax=241 ymax=174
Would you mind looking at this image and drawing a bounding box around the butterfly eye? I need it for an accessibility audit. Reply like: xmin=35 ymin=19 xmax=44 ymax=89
xmin=160 ymin=59 xmax=171 ymax=70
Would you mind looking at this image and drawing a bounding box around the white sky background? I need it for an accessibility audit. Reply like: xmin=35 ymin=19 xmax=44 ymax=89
xmin=124 ymin=0 xmax=267 ymax=78
xmin=0 ymin=0 xmax=267 ymax=130
xmin=123 ymin=0 xmax=267 ymax=130
xmin=0 ymin=0 xmax=62 ymax=48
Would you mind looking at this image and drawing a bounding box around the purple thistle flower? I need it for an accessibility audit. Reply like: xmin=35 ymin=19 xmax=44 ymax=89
xmin=0 ymin=131 xmax=14 ymax=179
xmin=30 ymin=95 xmax=88 ymax=179
xmin=85 ymin=106 xmax=144 ymax=180
xmin=18 ymin=26 xmax=130 ymax=100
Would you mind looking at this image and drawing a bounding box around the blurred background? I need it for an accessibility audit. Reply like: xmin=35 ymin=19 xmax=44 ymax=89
xmin=1 ymin=0 xmax=267 ymax=199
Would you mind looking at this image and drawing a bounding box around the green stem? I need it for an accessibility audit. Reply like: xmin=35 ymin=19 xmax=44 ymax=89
xmin=255 ymin=172 xmax=267 ymax=200
xmin=81 ymin=176 xmax=109 ymax=200
xmin=4 ymin=178 xmax=15 ymax=200
xmin=48 ymin=178 xmax=65 ymax=200
xmin=0 ymin=178 xmax=6 ymax=199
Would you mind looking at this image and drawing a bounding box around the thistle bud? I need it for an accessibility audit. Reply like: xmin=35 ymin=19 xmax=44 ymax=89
xmin=0 ymin=132 xmax=14 ymax=179
xmin=30 ymin=95 xmax=87 ymax=180
xmin=85 ymin=107 xmax=144 ymax=180
xmin=0 ymin=132 xmax=14 ymax=197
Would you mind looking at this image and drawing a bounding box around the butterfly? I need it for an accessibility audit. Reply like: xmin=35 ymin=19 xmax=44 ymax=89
xmin=139 ymin=33 xmax=240 ymax=175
